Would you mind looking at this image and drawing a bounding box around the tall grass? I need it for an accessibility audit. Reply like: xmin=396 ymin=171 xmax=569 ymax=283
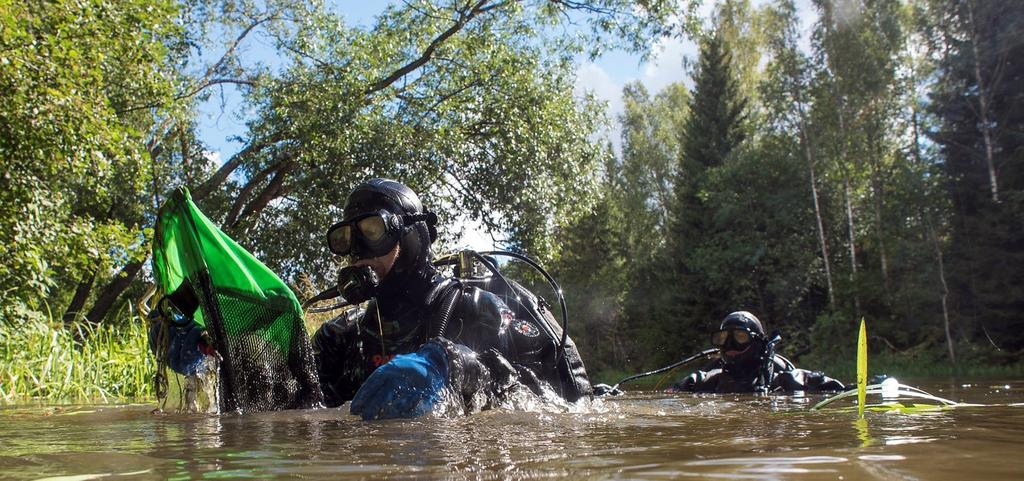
xmin=0 ymin=318 xmax=155 ymax=404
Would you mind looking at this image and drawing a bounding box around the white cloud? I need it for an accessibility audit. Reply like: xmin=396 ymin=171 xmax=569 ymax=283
xmin=642 ymin=35 xmax=698 ymax=92
xmin=575 ymin=61 xmax=625 ymax=119
xmin=202 ymin=150 xmax=222 ymax=165
xmin=575 ymin=61 xmax=627 ymax=152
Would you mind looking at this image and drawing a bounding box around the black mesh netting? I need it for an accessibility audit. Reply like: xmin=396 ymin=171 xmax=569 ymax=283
xmin=198 ymin=276 xmax=322 ymax=413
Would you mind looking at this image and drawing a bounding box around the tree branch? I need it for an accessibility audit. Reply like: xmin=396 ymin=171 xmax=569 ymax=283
xmin=115 ymin=12 xmax=276 ymax=115
xmin=177 ymin=78 xmax=258 ymax=101
xmin=193 ymin=131 xmax=285 ymax=201
xmin=234 ymin=161 xmax=297 ymax=226
xmin=364 ymin=0 xmax=497 ymax=96
xmin=224 ymin=156 xmax=291 ymax=227
xmin=84 ymin=260 xmax=145 ymax=325
xmin=186 ymin=11 xmax=278 ymax=98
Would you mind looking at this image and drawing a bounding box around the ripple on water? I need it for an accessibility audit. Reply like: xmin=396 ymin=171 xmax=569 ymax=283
xmin=1 ymin=381 xmax=1023 ymax=480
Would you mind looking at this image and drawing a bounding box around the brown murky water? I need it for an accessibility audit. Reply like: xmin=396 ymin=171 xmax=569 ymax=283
xmin=1 ymin=379 xmax=1022 ymax=480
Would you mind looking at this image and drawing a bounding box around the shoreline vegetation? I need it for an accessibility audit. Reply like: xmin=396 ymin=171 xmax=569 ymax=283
xmin=0 ymin=315 xmax=155 ymax=405
xmin=597 ymin=355 xmax=1024 ymax=392
xmin=1 ymin=317 xmax=1018 ymax=405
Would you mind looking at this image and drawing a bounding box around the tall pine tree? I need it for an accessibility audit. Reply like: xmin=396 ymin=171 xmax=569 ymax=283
xmin=662 ymin=30 xmax=748 ymax=361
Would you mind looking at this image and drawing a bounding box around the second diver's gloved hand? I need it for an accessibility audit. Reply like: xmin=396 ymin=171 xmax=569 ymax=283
xmin=350 ymin=342 xmax=449 ymax=420
xmin=149 ymin=316 xmax=208 ymax=376
xmin=591 ymin=383 xmax=624 ymax=396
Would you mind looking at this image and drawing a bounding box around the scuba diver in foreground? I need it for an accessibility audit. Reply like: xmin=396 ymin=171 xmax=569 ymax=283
xmin=311 ymin=178 xmax=593 ymax=419
xmin=148 ymin=178 xmax=592 ymax=417
xmin=669 ymin=311 xmax=844 ymax=393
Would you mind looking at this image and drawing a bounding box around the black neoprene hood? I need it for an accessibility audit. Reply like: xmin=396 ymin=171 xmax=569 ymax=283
xmin=343 ymin=178 xmax=424 ymax=220
xmin=720 ymin=311 xmax=765 ymax=336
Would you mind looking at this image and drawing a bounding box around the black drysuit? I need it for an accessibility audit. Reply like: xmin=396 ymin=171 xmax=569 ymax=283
xmin=312 ymin=267 xmax=593 ymax=411
xmin=670 ymin=355 xmax=845 ymax=393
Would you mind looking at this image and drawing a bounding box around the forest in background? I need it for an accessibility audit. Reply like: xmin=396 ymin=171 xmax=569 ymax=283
xmin=2 ymin=0 xmax=1021 ymax=392
xmin=554 ymin=0 xmax=1024 ymax=378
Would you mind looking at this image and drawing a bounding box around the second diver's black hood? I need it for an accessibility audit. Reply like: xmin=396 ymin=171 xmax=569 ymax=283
xmin=718 ymin=311 xmax=766 ymax=377
xmin=720 ymin=311 xmax=765 ymax=336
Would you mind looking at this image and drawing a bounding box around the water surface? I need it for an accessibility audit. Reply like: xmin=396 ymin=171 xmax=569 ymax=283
xmin=1 ymin=379 xmax=1021 ymax=480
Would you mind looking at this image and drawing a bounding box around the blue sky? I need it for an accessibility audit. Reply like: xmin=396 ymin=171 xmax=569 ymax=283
xmin=194 ymin=1 xmax=817 ymax=249
xmin=196 ymin=1 xmax=695 ymax=160
xmin=197 ymin=1 xmax=817 ymax=161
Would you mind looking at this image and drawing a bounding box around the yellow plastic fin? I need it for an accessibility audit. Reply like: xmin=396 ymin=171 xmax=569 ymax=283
xmin=857 ymin=318 xmax=867 ymax=418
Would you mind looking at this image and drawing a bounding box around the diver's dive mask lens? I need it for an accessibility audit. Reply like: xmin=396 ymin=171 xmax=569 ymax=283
xmin=327 ymin=210 xmax=403 ymax=257
xmin=327 ymin=210 xmax=437 ymax=258
xmin=711 ymin=328 xmax=754 ymax=348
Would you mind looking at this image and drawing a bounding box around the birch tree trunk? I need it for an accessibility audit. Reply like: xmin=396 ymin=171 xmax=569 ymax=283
xmin=870 ymin=130 xmax=890 ymax=293
xmin=797 ymin=107 xmax=835 ymax=307
xmin=834 ymin=94 xmax=860 ymax=316
xmin=926 ymin=214 xmax=956 ymax=365
xmin=968 ymin=0 xmax=999 ymax=202
xmin=843 ymin=176 xmax=861 ymax=317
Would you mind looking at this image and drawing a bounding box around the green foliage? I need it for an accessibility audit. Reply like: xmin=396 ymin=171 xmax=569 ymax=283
xmin=928 ymin=0 xmax=1024 ymax=353
xmin=188 ymin=0 xmax=696 ymax=286
xmin=0 ymin=0 xmax=180 ymax=321
xmin=661 ymin=27 xmax=750 ymax=364
xmin=550 ymin=157 xmax=628 ymax=374
xmin=679 ymin=32 xmax=748 ymax=173
xmin=555 ymin=0 xmax=1021 ymax=378
xmin=0 ymin=314 xmax=154 ymax=403
xmin=2 ymin=0 xmax=695 ymax=330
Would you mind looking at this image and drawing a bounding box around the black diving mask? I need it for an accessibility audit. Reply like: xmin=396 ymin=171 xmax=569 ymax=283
xmin=711 ymin=328 xmax=759 ymax=348
xmin=327 ymin=210 xmax=435 ymax=258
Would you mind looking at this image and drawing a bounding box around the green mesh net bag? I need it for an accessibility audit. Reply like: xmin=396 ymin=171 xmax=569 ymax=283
xmin=153 ymin=187 xmax=322 ymax=413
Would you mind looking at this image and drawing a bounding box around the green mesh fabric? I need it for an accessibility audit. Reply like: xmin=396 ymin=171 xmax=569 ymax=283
xmin=153 ymin=187 xmax=322 ymax=412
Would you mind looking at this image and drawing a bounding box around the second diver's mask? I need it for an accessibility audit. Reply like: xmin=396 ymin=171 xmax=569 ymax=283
xmin=712 ymin=327 xmax=763 ymax=365
xmin=715 ymin=311 xmax=766 ymax=369
xmin=710 ymin=327 xmax=758 ymax=349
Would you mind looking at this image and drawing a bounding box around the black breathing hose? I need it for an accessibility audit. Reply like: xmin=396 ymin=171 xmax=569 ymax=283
xmin=474 ymin=250 xmax=570 ymax=351
xmin=302 ymin=286 xmax=353 ymax=313
xmin=611 ymin=348 xmax=721 ymax=391
xmin=430 ymin=283 xmax=461 ymax=338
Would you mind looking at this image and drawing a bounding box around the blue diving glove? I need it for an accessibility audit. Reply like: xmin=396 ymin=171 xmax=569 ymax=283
xmin=350 ymin=343 xmax=449 ymax=420
xmin=149 ymin=316 xmax=207 ymax=376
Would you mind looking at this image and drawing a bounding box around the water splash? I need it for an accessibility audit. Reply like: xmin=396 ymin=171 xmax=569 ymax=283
xmin=431 ymin=379 xmax=609 ymax=419
xmin=156 ymin=356 xmax=220 ymax=415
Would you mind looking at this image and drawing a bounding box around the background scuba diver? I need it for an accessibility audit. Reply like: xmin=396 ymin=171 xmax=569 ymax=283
xmin=670 ymin=311 xmax=844 ymax=393
xmin=312 ymin=178 xmax=593 ymax=419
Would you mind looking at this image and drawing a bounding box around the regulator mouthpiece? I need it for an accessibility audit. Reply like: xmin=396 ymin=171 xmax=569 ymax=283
xmin=337 ymin=265 xmax=380 ymax=305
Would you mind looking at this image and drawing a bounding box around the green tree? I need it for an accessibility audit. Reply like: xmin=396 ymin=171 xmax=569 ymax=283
xmin=549 ymin=154 xmax=627 ymax=375
xmin=760 ymin=0 xmax=836 ymax=310
xmin=928 ymin=0 xmax=1024 ymax=358
xmin=661 ymin=29 xmax=748 ymax=363
xmin=0 ymin=0 xmax=181 ymax=324
xmin=71 ymin=0 xmax=697 ymax=322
